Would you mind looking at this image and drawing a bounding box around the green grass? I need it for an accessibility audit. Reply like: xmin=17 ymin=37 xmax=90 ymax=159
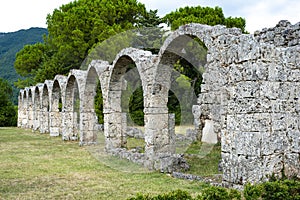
xmin=0 ymin=127 xmax=210 ymax=199
xmin=125 ymin=125 xmax=221 ymax=178
xmin=184 ymin=141 xmax=222 ymax=177
xmin=126 ymin=138 xmax=145 ymax=153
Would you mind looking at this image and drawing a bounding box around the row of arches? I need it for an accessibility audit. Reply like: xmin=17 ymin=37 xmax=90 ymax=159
xmin=18 ymin=22 xmax=299 ymax=186
xmin=18 ymin=24 xmax=224 ymax=155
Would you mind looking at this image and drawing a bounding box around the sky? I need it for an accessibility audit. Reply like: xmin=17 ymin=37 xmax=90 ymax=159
xmin=0 ymin=0 xmax=299 ymax=33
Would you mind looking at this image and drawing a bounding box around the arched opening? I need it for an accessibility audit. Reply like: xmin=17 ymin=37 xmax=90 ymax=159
xmin=122 ymin=63 xmax=145 ymax=152
xmin=41 ymin=85 xmax=50 ymax=133
xmin=157 ymin=33 xmax=221 ymax=176
xmin=105 ymin=55 xmax=144 ymax=150
xmin=22 ymin=91 xmax=28 ymax=128
xmin=63 ymin=75 xmax=80 ymax=140
xmin=17 ymin=91 xmax=23 ymax=128
xmin=50 ymin=80 xmax=63 ymax=137
xmin=33 ymin=87 xmax=41 ymax=131
xmin=80 ymin=66 xmax=104 ymax=145
xmin=160 ymin=35 xmax=206 ymax=127
xmin=27 ymin=89 xmax=34 ymax=129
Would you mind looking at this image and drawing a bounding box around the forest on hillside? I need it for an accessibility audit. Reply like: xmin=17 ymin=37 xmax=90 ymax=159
xmin=0 ymin=27 xmax=47 ymax=104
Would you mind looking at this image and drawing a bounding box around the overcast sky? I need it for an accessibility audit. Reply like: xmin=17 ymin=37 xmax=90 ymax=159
xmin=0 ymin=0 xmax=299 ymax=33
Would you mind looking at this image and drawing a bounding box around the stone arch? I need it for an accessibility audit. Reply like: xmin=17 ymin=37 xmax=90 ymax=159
xmin=27 ymin=87 xmax=34 ymax=129
xmin=33 ymin=84 xmax=43 ymax=131
xmin=40 ymin=80 xmax=53 ymax=133
xmin=157 ymin=24 xmax=242 ymax=142
xmin=80 ymin=60 xmax=109 ymax=145
xmin=17 ymin=90 xmax=24 ymax=128
xmin=50 ymin=75 xmax=67 ymax=137
xmin=63 ymin=70 xmax=86 ymax=141
xmin=21 ymin=89 xmax=29 ymax=128
xmin=105 ymin=47 xmax=155 ymax=150
xmin=143 ymin=23 xmax=243 ymax=172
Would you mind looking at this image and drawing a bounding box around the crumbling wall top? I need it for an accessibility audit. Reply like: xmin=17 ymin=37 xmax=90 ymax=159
xmin=254 ymin=20 xmax=300 ymax=47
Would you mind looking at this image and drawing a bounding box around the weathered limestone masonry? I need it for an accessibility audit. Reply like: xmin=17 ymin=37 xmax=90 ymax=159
xmin=81 ymin=60 xmax=110 ymax=145
xmin=220 ymin=20 xmax=300 ymax=187
xmin=50 ymin=75 xmax=67 ymax=137
xmin=33 ymin=84 xmax=43 ymax=131
xmin=63 ymin=70 xmax=87 ymax=140
xmin=18 ymin=20 xmax=300 ymax=187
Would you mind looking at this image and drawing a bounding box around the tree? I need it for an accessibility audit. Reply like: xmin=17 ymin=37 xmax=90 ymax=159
xmin=133 ymin=9 xmax=165 ymax=54
xmin=0 ymin=78 xmax=17 ymax=126
xmin=163 ymin=6 xmax=247 ymax=33
xmin=15 ymin=0 xmax=148 ymax=86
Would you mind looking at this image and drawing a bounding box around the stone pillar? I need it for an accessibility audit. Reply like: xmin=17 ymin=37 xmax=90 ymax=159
xmin=80 ymin=61 xmax=109 ymax=145
xmin=32 ymin=100 xmax=40 ymax=131
xmin=50 ymin=75 xmax=67 ymax=137
xmin=62 ymin=70 xmax=86 ymax=141
xmin=17 ymin=90 xmax=23 ymax=128
xmin=104 ymin=112 xmax=127 ymax=149
xmin=27 ymin=90 xmax=34 ymax=129
xmin=143 ymin=64 xmax=176 ymax=169
xmin=49 ymin=110 xmax=61 ymax=136
xmin=104 ymin=87 xmax=127 ymax=149
xmin=33 ymin=84 xmax=43 ymax=131
xmin=40 ymin=81 xmax=53 ymax=134
xmin=80 ymin=111 xmax=98 ymax=145
xmin=62 ymin=110 xmax=75 ymax=140
xmin=40 ymin=103 xmax=49 ymax=133
xmin=50 ymin=86 xmax=61 ymax=136
xmin=21 ymin=89 xmax=28 ymax=128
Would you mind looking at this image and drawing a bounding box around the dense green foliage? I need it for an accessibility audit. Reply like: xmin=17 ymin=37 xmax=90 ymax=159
xmin=14 ymin=0 xmax=148 ymax=86
xmin=94 ymin=81 xmax=104 ymax=124
xmin=163 ymin=6 xmax=247 ymax=33
xmin=0 ymin=28 xmax=47 ymax=104
xmin=128 ymin=187 xmax=241 ymax=200
xmin=129 ymin=86 xmax=144 ymax=126
xmin=244 ymin=179 xmax=300 ymax=200
xmin=0 ymin=79 xmax=17 ymax=126
xmin=129 ymin=179 xmax=300 ymax=200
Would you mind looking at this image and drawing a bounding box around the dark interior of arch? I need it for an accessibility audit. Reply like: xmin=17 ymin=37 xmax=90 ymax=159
xmin=111 ymin=55 xmax=144 ymax=126
xmin=52 ymin=81 xmax=62 ymax=112
xmin=161 ymin=34 xmax=208 ymax=125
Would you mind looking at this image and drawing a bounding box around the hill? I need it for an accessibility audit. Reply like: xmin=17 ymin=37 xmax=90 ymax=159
xmin=0 ymin=27 xmax=48 ymax=104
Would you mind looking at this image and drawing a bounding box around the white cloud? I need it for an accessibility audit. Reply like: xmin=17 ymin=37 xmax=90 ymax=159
xmin=0 ymin=0 xmax=72 ymax=32
xmin=0 ymin=0 xmax=299 ymax=33
xmin=238 ymin=0 xmax=300 ymax=32
xmin=140 ymin=0 xmax=299 ymax=33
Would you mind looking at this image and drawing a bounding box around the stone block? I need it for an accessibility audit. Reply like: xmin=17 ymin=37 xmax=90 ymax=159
xmin=261 ymin=131 xmax=288 ymax=155
xmin=262 ymin=154 xmax=284 ymax=180
xmin=287 ymin=131 xmax=300 ymax=153
xmin=260 ymin=81 xmax=280 ymax=100
xmin=227 ymin=113 xmax=271 ymax=132
xmin=284 ymin=153 xmax=300 ymax=178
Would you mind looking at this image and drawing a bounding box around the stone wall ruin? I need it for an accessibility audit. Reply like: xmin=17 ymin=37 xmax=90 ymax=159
xmin=18 ymin=20 xmax=300 ymax=187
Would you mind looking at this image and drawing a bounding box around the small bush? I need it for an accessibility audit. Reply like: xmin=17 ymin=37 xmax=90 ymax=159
xmin=243 ymin=183 xmax=263 ymax=200
xmin=244 ymin=179 xmax=300 ymax=200
xmin=197 ymin=186 xmax=241 ymax=200
xmin=129 ymin=179 xmax=300 ymax=200
xmin=128 ymin=190 xmax=193 ymax=200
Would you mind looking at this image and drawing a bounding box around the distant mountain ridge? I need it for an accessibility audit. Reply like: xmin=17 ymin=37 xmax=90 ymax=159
xmin=0 ymin=27 xmax=48 ymax=104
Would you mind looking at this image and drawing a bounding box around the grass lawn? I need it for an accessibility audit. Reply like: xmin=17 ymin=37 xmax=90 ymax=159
xmin=0 ymin=127 xmax=210 ymax=199
xmin=126 ymin=125 xmax=222 ymax=177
